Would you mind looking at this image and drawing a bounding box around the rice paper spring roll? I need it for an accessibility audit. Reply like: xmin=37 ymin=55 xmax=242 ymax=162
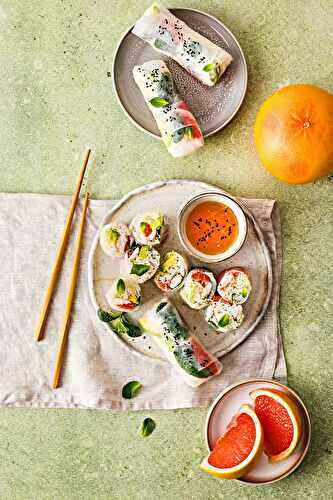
xmin=132 ymin=3 xmax=233 ymax=86
xmin=132 ymin=60 xmax=204 ymax=157
xmin=140 ymin=299 xmax=222 ymax=387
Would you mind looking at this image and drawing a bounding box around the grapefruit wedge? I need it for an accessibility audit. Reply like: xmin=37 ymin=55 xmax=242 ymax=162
xmin=200 ymin=404 xmax=263 ymax=479
xmin=251 ymin=388 xmax=303 ymax=463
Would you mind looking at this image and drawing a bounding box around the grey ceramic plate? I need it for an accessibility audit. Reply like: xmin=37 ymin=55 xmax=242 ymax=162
xmin=113 ymin=8 xmax=247 ymax=138
xmin=88 ymin=180 xmax=272 ymax=362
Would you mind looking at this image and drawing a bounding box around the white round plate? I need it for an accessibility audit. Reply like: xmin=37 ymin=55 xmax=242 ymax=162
xmin=205 ymin=378 xmax=311 ymax=485
xmin=113 ymin=8 xmax=247 ymax=138
xmin=88 ymin=180 xmax=272 ymax=362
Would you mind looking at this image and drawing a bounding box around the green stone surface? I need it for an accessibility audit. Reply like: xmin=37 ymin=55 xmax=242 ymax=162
xmin=0 ymin=0 xmax=332 ymax=498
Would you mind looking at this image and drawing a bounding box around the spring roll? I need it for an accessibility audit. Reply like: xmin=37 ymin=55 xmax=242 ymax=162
xmin=132 ymin=3 xmax=233 ymax=86
xmin=133 ymin=60 xmax=204 ymax=157
xmin=140 ymin=299 xmax=222 ymax=387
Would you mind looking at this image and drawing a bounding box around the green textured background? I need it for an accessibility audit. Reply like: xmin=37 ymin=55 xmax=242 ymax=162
xmin=0 ymin=0 xmax=332 ymax=498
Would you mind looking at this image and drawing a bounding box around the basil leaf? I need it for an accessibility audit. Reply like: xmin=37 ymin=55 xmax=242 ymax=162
xmin=141 ymin=417 xmax=156 ymax=437
xmin=124 ymin=317 xmax=143 ymax=338
xmin=107 ymin=228 xmax=119 ymax=245
xmin=111 ymin=316 xmax=143 ymax=338
xmin=241 ymin=288 xmax=248 ymax=298
xmin=140 ymin=222 xmax=147 ymax=233
xmin=116 ymin=278 xmax=125 ymax=295
xmin=156 ymin=301 xmax=168 ymax=313
xmin=203 ymin=63 xmax=215 ymax=72
xmin=149 ymin=97 xmax=169 ymax=107
xmin=154 ymin=38 xmax=167 ymax=50
xmin=97 ymin=308 xmax=121 ymax=322
xmin=157 ymin=73 xmax=174 ymax=102
xmin=131 ymin=264 xmax=150 ymax=277
xmin=184 ymin=127 xmax=193 ymax=139
xmin=187 ymin=40 xmax=202 ymax=58
xmin=111 ymin=316 xmax=129 ymax=335
xmin=122 ymin=380 xmax=142 ymax=399
xmin=172 ymin=128 xmax=185 ymax=143
xmin=218 ymin=314 xmax=230 ymax=328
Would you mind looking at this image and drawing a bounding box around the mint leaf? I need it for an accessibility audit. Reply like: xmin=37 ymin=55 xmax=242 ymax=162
xmin=149 ymin=97 xmax=169 ymax=107
xmin=154 ymin=38 xmax=167 ymax=49
xmin=122 ymin=380 xmax=142 ymax=399
xmin=218 ymin=314 xmax=230 ymax=328
xmin=116 ymin=279 xmax=125 ymax=295
xmin=97 ymin=308 xmax=121 ymax=322
xmin=131 ymin=264 xmax=150 ymax=277
xmin=203 ymin=63 xmax=215 ymax=72
xmin=141 ymin=417 xmax=156 ymax=437
xmin=184 ymin=127 xmax=193 ymax=139
xmin=107 ymin=228 xmax=119 ymax=245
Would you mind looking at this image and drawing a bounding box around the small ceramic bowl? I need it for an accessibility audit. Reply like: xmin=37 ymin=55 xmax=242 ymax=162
xmin=204 ymin=378 xmax=311 ymax=485
xmin=177 ymin=192 xmax=247 ymax=263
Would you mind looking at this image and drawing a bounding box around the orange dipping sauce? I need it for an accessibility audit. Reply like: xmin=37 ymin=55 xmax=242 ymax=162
xmin=185 ymin=201 xmax=239 ymax=255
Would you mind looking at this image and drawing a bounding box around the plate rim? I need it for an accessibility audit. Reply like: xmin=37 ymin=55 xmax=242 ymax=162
xmin=204 ymin=377 xmax=312 ymax=486
xmin=87 ymin=179 xmax=273 ymax=362
xmin=112 ymin=7 xmax=248 ymax=139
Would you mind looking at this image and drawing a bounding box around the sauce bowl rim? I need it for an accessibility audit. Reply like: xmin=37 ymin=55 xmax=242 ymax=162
xmin=177 ymin=191 xmax=248 ymax=263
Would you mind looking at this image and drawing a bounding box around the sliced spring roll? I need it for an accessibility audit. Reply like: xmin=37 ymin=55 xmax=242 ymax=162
xmin=180 ymin=268 xmax=216 ymax=310
xmin=130 ymin=212 xmax=167 ymax=246
xmin=132 ymin=3 xmax=233 ymax=86
xmin=100 ymin=223 xmax=131 ymax=258
xmin=154 ymin=250 xmax=188 ymax=291
xmin=125 ymin=244 xmax=160 ymax=283
xmin=205 ymin=295 xmax=244 ymax=333
xmin=106 ymin=277 xmax=142 ymax=312
xmin=217 ymin=268 xmax=252 ymax=305
xmin=140 ymin=299 xmax=222 ymax=387
xmin=133 ymin=60 xmax=204 ymax=157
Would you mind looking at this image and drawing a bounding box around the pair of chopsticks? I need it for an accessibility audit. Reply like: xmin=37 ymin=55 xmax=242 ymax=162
xmin=34 ymin=149 xmax=92 ymax=389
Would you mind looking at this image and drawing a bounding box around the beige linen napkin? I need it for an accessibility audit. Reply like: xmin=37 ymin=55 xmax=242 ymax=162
xmin=0 ymin=192 xmax=286 ymax=410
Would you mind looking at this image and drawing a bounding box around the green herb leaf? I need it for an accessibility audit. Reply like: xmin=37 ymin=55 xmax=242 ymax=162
xmin=154 ymin=38 xmax=167 ymax=49
xmin=116 ymin=279 xmax=125 ymax=295
xmin=203 ymin=63 xmax=215 ymax=72
xmin=149 ymin=97 xmax=169 ymax=108
xmin=138 ymin=245 xmax=150 ymax=259
xmin=122 ymin=380 xmax=142 ymax=399
xmin=131 ymin=264 xmax=150 ymax=277
xmin=107 ymin=228 xmax=119 ymax=246
xmin=141 ymin=417 xmax=156 ymax=437
xmin=172 ymin=128 xmax=185 ymax=143
xmin=110 ymin=315 xmax=143 ymax=338
xmin=140 ymin=222 xmax=147 ymax=233
xmin=97 ymin=308 xmax=121 ymax=322
xmin=241 ymin=288 xmax=248 ymax=298
xmin=111 ymin=316 xmax=129 ymax=335
xmin=156 ymin=301 xmax=168 ymax=313
xmin=184 ymin=127 xmax=193 ymax=139
xmin=218 ymin=314 xmax=230 ymax=328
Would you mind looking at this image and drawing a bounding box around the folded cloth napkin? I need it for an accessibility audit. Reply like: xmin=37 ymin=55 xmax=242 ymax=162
xmin=0 ymin=192 xmax=286 ymax=411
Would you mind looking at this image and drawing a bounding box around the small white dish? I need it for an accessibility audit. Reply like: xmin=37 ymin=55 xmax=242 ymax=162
xmin=177 ymin=192 xmax=247 ymax=263
xmin=205 ymin=378 xmax=311 ymax=485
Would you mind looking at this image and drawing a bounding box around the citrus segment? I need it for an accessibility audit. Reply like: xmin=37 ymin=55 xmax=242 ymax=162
xmin=251 ymin=388 xmax=303 ymax=463
xmin=200 ymin=404 xmax=263 ymax=479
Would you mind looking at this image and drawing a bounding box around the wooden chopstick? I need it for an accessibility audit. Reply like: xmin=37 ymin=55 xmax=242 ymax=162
xmin=34 ymin=149 xmax=91 ymax=342
xmin=52 ymin=192 xmax=89 ymax=389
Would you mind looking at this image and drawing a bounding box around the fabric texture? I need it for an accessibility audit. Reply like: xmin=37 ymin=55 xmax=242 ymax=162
xmin=0 ymin=192 xmax=286 ymax=411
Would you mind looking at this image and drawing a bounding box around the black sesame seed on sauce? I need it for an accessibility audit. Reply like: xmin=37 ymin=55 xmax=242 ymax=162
xmin=186 ymin=202 xmax=239 ymax=255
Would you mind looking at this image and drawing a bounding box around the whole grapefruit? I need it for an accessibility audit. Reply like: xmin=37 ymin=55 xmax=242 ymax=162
xmin=254 ymin=84 xmax=333 ymax=184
